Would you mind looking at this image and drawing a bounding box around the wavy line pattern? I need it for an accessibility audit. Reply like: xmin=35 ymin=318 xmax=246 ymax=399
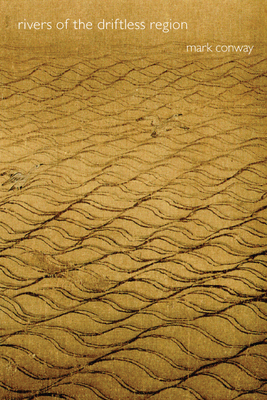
xmin=0 ymin=42 xmax=266 ymax=400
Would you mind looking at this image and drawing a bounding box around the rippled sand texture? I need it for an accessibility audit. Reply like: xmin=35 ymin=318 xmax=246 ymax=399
xmin=0 ymin=43 xmax=267 ymax=400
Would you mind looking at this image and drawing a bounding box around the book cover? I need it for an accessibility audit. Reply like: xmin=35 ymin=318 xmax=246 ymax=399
xmin=0 ymin=1 xmax=266 ymax=399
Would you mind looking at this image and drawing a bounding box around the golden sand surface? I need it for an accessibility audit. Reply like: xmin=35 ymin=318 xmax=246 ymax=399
xmin=0 ymin=2 xmax=266 ymax=399
xmin=0 ymin=41 xmax=266 ymax=399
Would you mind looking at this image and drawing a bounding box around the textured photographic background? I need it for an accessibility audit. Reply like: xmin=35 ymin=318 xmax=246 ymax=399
xmin=0 ymin=1 xmax=266 ymax=399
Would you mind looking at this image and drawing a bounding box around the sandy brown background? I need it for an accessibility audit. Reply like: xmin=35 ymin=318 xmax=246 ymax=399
xmin=0 ymin=1 xmax=266 ymax=400
xmin=1 ymin=0 xmax=266 ymax=53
